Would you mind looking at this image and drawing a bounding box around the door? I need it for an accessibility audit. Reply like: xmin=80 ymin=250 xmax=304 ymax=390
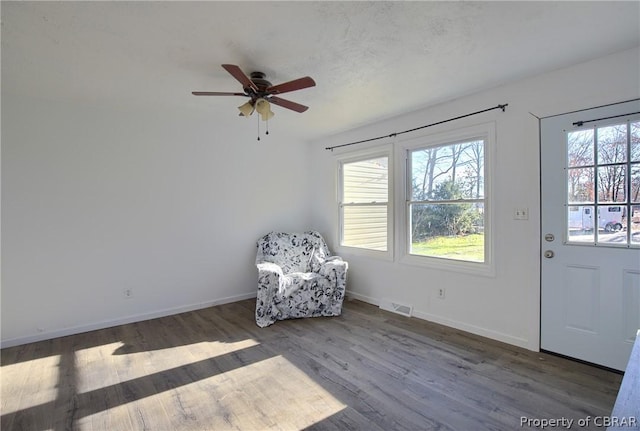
xmin=541 ymin=100 xmax=640 ymax=371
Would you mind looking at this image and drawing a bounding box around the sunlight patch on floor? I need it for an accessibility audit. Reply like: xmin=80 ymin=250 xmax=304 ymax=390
xmin=1 ymin=355 xmax=60 ymax=415
xmin=171 ymin=354 xmax=346 ymax=430
xmin=74 ymin=338 xmax=260 ymax=393
xmin=76 ymin=354 xmax=346 ymax=430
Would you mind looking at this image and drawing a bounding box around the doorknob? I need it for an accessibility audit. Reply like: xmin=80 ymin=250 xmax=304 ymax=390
xmin=544 ymin=250 xmax=554 ymax=258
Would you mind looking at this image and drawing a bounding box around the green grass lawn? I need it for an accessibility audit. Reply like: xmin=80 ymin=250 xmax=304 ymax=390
xmin=411 ymin=233 xmax=484 ymax=262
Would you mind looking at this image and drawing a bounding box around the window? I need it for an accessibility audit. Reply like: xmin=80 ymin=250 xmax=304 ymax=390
xmin=566 ymin=119 xmax=640 ymax=246
xmin=401 ymin=123 xmax=493 ymax=273
xmin=338 ymin=149 xmax=392 ymax=255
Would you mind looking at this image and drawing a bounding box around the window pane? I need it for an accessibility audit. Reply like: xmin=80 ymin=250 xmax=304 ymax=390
xmin=597 ymin=206 xmax=626 ymax=245
xmin=632 ymin=163 xmax=640 ymax=203
xmin=567 ymin=205 xmax=595 ymax=243
xmin=567 ymin=167 xmax=594 ymax=203
xmin=632 ymin=122 xmax=640 ymax=162
xmin=342 ymin=205 xmax=387 ymax=251
xmin=597 ymin=165 xmax=626 ymax=203
xmin=343 ymin=157 xmax=388 ymax=204
xmin=410 ymin=202 xmax=484 ymax=262
xmin=568 ymin=130 xmax=594 ymax=167
xmin=411 ymin=140 xmax=484 ymax=201
xmin=632 ymin=205 xmax=640 ymax=245
xmin=597 ymin=124 xmax=627 ymax=164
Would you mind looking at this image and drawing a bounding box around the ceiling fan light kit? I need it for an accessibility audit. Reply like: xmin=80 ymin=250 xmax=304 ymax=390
xmin=192 ymin=64 xmax=315 ymax=140
xmin=238 ymin=101 xmax=255 ymax=117
xmin=255 ymin=98 xmax=274 ymax=121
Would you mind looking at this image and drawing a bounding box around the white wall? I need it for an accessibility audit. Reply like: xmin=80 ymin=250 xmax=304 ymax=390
xmin=3 ymin=47 xmax=638 ymax=350
xmin=309 ymin=47 xmax=640 ymax=351
xmin=1 ymin=96 xmax=311 ymax=346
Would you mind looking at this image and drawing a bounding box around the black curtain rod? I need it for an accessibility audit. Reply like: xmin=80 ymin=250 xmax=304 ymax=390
xmin=325 ymin=103 xmax=508 ymax=151
xmin=573 ymin=111 xmax=640 ymax=127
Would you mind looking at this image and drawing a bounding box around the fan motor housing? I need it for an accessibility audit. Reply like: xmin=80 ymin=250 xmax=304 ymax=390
xmin=249 ymin=72 xmax=272 ymax=91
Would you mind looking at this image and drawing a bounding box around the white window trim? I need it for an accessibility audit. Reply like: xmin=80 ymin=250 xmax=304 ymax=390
xmin=396 ymin=122 xmax=496 ymax=276
xmin=335 ymin=144 xmax=394 ymax=261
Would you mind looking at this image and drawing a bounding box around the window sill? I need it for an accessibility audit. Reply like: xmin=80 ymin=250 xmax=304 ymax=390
xmin=399 ymin=253 xmax=496 ymax=277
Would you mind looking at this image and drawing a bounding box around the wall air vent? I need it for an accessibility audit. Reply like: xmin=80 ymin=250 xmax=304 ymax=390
xmin=379 ymin=299 xmax=413 ymax=317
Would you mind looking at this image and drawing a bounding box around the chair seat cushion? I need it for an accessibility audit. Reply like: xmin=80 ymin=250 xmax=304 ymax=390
xmin=280 ymin=272 xmax=322 ymax=297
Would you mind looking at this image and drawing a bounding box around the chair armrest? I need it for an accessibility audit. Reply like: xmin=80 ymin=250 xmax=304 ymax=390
xmin=256 ymin=262 xmax=284 ymax=276
xmin=255 ymin=262 xmax=285 ymax=328
xmin=318 ymin=257 xmax=348 ymax=277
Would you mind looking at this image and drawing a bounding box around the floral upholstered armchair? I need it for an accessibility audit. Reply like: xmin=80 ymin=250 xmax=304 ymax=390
xmin=255 ymin=231 xmax=348 ymax=327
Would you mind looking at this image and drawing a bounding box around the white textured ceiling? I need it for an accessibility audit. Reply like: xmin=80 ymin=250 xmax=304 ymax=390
xmin=2 ymin=1 xmax=639 ymax=140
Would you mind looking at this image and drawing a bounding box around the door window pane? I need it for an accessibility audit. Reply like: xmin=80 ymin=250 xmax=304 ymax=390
xmin=632 ymin=163 xmax=640 ymax=203
xmin=597 ymin=124 xmax=627 ymax=164
xmin=597 ymin=206 xmax=626 ymax=245
xmin=632 ymin=122 xmax=640 ymax=162
xmin=567 ymin=205 xmax=595 ymax=243
xmin=567 ymin=167 xmax=594 ymax=203
xmin=597 ymin=165 xmax=626 ymax=203
xmin=632 ymin=205 xmax=640 ymax=245
xmin=568 ymin=130 xmax=594 ymax=167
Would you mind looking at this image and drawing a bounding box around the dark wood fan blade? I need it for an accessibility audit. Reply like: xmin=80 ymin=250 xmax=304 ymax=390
xmin=221 ymin=64 xmax=259 ymax=92
xmin=269 ymin=96 xmax=309 ymax=113
xmin=266 ymin=77 xmax=316 ymax=95
xmin=192 ymin=91 xmax=247 ymax=96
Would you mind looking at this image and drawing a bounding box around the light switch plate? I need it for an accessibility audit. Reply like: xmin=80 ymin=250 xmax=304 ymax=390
xmin=514 ymin=207 xmax=529 ymax=220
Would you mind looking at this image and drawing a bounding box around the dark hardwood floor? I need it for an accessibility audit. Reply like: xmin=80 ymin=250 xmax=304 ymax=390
xmin=1 ymin=298 xmax=622 ymax=430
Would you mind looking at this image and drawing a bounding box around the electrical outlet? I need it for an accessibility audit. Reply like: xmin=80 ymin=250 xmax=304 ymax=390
xmin=123 ymin=288 xmax=134 ymax=299
xmin=437 ymin=287 xmax=446 ymax=299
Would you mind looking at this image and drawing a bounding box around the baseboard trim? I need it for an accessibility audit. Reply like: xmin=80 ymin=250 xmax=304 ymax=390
xmin=411 ymin=309 xmax=531 ymax=350
xmin=346 ymin=290 xmax=531 ymax=350
xmin=3 ymin=290 xmax=531 ymax=351
xmin=345 ymin=290 xmax=380 ymax=306
xmin=0 ymin=291 xmax=258 ymax=349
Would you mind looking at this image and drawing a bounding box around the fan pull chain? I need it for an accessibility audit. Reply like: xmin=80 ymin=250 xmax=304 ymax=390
xmin=255 ymin=116 xmax=270 ymax=141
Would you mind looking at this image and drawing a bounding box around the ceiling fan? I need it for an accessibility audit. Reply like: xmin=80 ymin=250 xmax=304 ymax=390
xmin=192 ymin=64 xmax=316 ymax=121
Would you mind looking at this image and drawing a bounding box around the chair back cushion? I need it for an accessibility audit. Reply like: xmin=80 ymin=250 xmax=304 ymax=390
xmin=256 ymin=231 xmax=330 ymax=274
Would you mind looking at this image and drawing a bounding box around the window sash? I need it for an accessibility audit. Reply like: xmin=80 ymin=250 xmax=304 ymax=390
xmin=406 ymin=138 xmax=487 ymax=264
xmin=338 ymin=152 xmax=391 ymax=254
